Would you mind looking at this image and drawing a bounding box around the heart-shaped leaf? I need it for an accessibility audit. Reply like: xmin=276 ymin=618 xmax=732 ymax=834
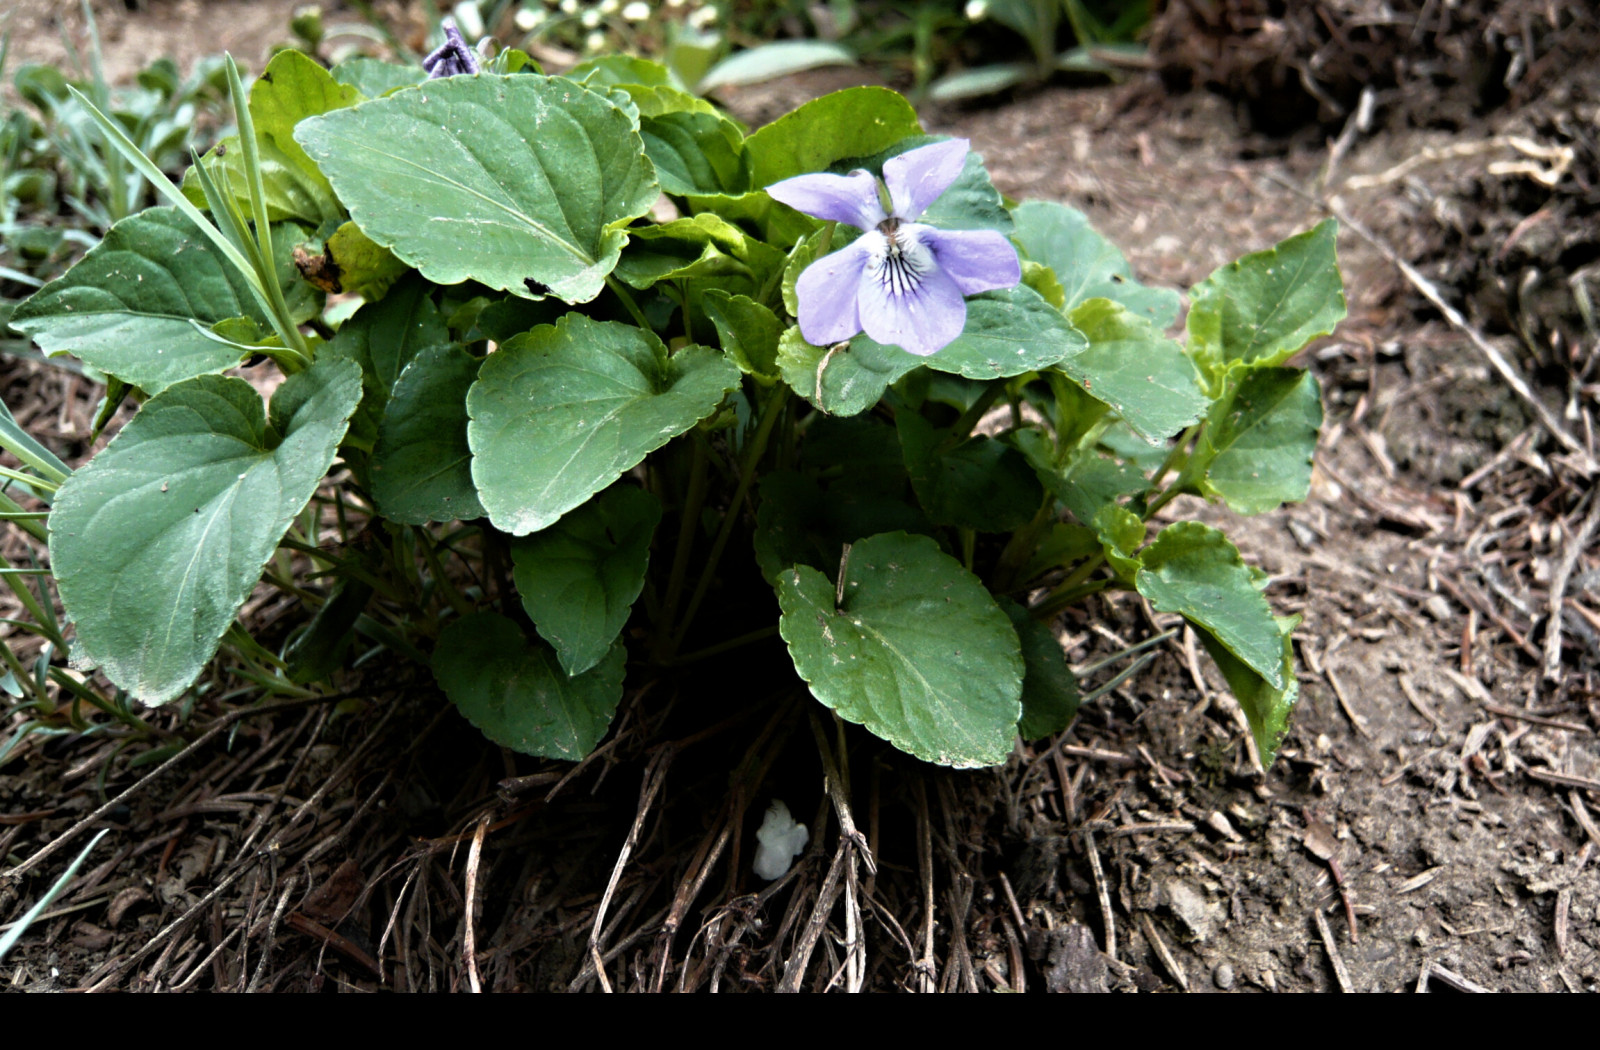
xmin=777 ymin=531 xmax=1023 ymax=768
xmin=776 ymin=326 xmax=920 ymax=417
xmin=10 ymin=207 xmax=267 ymax=392
xmin=510 ymin=484 xmax=661 ymax=676
xmin=745 ymin=86 xmax=921 ymax=188
xmin=702 ymin=290 xmax=783 ymax=382
xmin=49 ymin=355 xmax=362 ymax=703
xmin=325 ymin=274 xmax=449 ymax=452
xmin=295 ymin=74 xmax=659 ymax=303
xmin=1135 ymin=521 xmax=1284 ymax=689
xmin=433 ymin=611 xmax=626 ymax=760
xmin=1187 ymin=220 xmax=1345 ymax=378
xmin=371 ymin=344 xmax=485 ymax=524
xmin=1061 ymin=297 xmax=1208 ymax=442
xmin=467 ymin=314 xmax=739 ymax=535
xmin=1196 ymin=614 xmax=1300 ymax=767
xmin=1197 ymin=367 xmax=1323 ymax=515
xmin=922 ymin=284 xmax=1086 ymax=379
xmin=1011 ymin=200 xmax=1180 ymax=327
xmin=897 ymin=412 xmax=1042 ymax=532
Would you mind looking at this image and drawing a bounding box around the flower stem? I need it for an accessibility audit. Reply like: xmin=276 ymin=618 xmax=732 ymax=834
xmin=605 ymin=276 xmax=653 ymax=333
xmin=654 ymin=434 xmax=710 ymax=661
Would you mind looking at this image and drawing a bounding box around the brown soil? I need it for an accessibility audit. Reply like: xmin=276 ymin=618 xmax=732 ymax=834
xmin=3 ymin=2 xmax=1598 ymax=993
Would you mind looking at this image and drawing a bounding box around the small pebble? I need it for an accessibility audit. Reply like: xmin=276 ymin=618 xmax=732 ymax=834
xmin=1214 ymin=962 xmax=1235 ymax=990
xmin=1424 ymin=595 xmax=1453 ymax=622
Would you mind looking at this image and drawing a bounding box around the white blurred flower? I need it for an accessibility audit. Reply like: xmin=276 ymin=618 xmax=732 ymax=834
xmin=622 ymin=0 xmax=650 ymax=20
xmin=559 ymin=0 xmax=578 ymax=13
xmin=585 ymin=29 xmax=607 ymax=51
xmin=581 ymin=7 xmax=602 ymax=27
xmin=514 ymin=6 xmax=544 ymax=29
xmin=688 ymin=5 xmax=717 ymax=29
xmin=965 ymin=0 xmax=988 ymax=21
xmin=599 ymin=0 xmax=619 ymax=13
xmin=666 ymin=0 xmax=686 ymax=7
xmin=452 ymin=0 xmax=484 ymax=38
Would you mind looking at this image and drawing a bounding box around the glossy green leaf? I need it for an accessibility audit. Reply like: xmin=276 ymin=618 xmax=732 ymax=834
xmin=1197 ymin=367 xmax=1322 ymax=515
xmin=467 ymin=314 xmax=739 ymax=535
xmin=613 ymin=213 xmax=779 ymax=290
xmin=685 ymin=189 xmax=816 ymax=249
xmin=1011 ymin=200 xmax=1180 ymax=327
xmin=1000 ymin=599 xmax=1080 ymax=740
xmin=433 ymin=611 xmax=626 ymax=760
xmin=326 ymin=274 xmax=449 ymax=452
xmin=371 ymin=344 xmax=484 ymax=524
xmin=566 ymin=55 xmax=680 ymax=90
xmin=1093 ymin=503 xmax=1144 ymax=580
xmin=850 ymin=137 xmax=1012 ymax=235
xmin=331 ymin=57 xmax=426 ymax=97
xmin=510 ymin=484 xmax=661 ymax=676
xmin=184 ymin=49 xmax=360 ymax=226
xmin=1135 ymin=522 xmax=1284 ymax=689
xmin=295 ymin=75 xmax=659 ymax=303
xmin=1061 ymin=297 xmax=1208 ymax=442
xmin=897 ymin=412 xmax=1043 ymax=532
xmin=923 ymin=283 xmax=1086 ymax=379
xmin=1196 ymin=614 xmax=1300 ymax=767
xmin=48 ymin=355 xmax=362 ymax=704
xmin=1012 ymin=428 xmax=1142 ymax=526
xmin=703 ymin=290 xmax=782 ymax=382
xmin=1187 ymin=220 xmax=1345 ymax=377
xmin=10 ymin=207 xmax=265 ymax=392
xmin=776 ymin=326 xmax=920 ymax=417
xmin=777 ymin=531 xmax=1023 ymax=768
xmin=746 ymin=86 xmax=921 ymax=188
xmin=642 ymin=109 xmax=748 ymax=195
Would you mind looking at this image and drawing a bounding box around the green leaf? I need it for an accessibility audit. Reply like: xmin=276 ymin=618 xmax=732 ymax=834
xmin=699 ymin=41 xmax=855 ymax=91
xmin=1011 ymin=201 xmax=1180 ymax=327
xmin=371 ymin=344 xmax=485 ymax=524
xmin=1135 ymin=522 xmax=1284 ymax=689
xmin=928 ymin=63 xmax=1035 ymax=102
xmin=923 ymin=283 xmax=1086 ymax=379
xmin=897 ymin=411 xmax=1043 ymax=532
xmin=745 ymin=86 xmax=921 ymax=188
xmin=1187 ymin=219 xmax=1345 ymax=377
xmin=1093 ymin=503 xmax=1144 ymax=580
xmin=510 ymin=484 xmax=661 ymax=676
xmin=612 ymin=213 xmax=779 ymax=290
xmin=326 ymin=274 xmax=449 ymax=452
xmin=566 ymin=55 xmax=681 ymax=90
xmin=1197 ymin=367 xmax=1322 ymax=515
xmin=776 ymin=326 xmax=920 ymax=417
xmin=433 ymin=611 xmax=626 ymax=760
xmin=331 ymin=57 xmax=426 ymax=97
xmin=703 ymin=289 xmax=782 ymax=382
xmin=1000 ymin=599 xmax=1080 ymax=740
xmin=10 ymin=207 xmax=265 ymax=392
xmin=1061 ymin=297 xmax=1208 ymax=442
xmin=295 ymin=75 xmax=659 ymax=304
xmin=685 ymin=189 xmax=816 ymax=249
xmin=48 ymin=356 xmax=362 ymax=703
xmin=1022 ymin=260 xmax=1065 ymax=309
xmin=324 ymin=221 xmax=410 ymax=300
xmin=642 ymin=109 xmax=748 ymax=195
xmin=184 ymin=49 xmax=360 ymax=226
xmin=1196 ymin=614 xmax=1300 ymax=767
xmin=467 ymin=314 xmax=739 ymax=535
xmin=1012 ymin=428 xmax=1142 ymax=526
xmin=776 ymin=531 xmax=1023 ymax=767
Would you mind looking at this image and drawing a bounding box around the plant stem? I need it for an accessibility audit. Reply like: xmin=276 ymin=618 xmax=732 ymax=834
xmin=668 ymin=624 xmax=781 ymax=666
xmin=669 ymin=386 xmax=790 ymax=656
xmin=606 ymin=276 xmax=653 ymax=332
xmin=655 ymin=434 xmax=710 ymax=659
xmin=945 ymin=379 xmax=1007 ymax=445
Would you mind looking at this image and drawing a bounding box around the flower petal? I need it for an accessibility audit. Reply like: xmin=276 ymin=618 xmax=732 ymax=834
xmin=919 ymin=226 xmax=1021 ymax=295
xmin=423 ymin=24 xmax=481 ymax=77
xmin=796 ymin=235 xmax=876 ymax=346
xmin=766 ymin=171 xmax=886 ymax=229
xmin=883 ymin=139 xmax=969 ymax=222
xmin=858 ymin=252 xmax=966 ymax=356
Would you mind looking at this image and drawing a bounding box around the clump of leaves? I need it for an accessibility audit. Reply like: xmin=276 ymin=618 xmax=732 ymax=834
xmin=5 ymin=46 xmax=1341 ymax=771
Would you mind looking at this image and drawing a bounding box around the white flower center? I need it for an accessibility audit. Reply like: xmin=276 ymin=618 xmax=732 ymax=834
xmin=867 ymin=219 xmax=933 ymax=299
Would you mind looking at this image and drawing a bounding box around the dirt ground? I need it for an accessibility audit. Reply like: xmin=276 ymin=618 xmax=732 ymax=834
xmin=2 ymin=1 xmax=1598 ymax=992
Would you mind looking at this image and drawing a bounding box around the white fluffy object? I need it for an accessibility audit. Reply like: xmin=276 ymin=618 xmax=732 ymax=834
xmin=753 ymin=800 xmax=809 ymax=880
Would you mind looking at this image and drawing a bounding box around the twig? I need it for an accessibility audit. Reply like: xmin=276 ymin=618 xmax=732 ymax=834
xmin=912 ymin=778 xmax=937 ymax=992
xmin=1528 ymin=768 xmax=1600 ymax=793
xmin=1312 ymin=908 xmax=1354 ymax=992
xmin=1423 ymin=962 xmax=1492 ymax=993
xmin=1324 ymin=666 xmax=1371 ymax=738
xmin=1545 ymin=493 xmax=1600 ymax=682
xmin=462 ymin=815 xmax=489 ymax=993
xmin=587 ymin=747 xmax=673 ymax=990
xmin=777 ymin=839 xmax=849 ymax=992
xmin=1481 ymin=701 xmax=1592 ymax=735
xmin=1321 ymin=197 xmax=1594 ymax=470
xmin=1570 ymin=790 xmax=1600 ymax=848
xmin=1138 ymin=913 xmax=1187 ymax=991
xmin=1083 ymin=829 xmax=1115 ymax=960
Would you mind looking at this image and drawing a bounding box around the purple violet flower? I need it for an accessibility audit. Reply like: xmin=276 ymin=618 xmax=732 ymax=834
xmin=423 ymin=20 xmax=481 ymax=78
xmin=766 ymin=139 xmax=1020 ymax=357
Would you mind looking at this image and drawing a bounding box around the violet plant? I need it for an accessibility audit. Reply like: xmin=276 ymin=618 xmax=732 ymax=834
xmin=3 ymin=44 xmax=1343 ymax=769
